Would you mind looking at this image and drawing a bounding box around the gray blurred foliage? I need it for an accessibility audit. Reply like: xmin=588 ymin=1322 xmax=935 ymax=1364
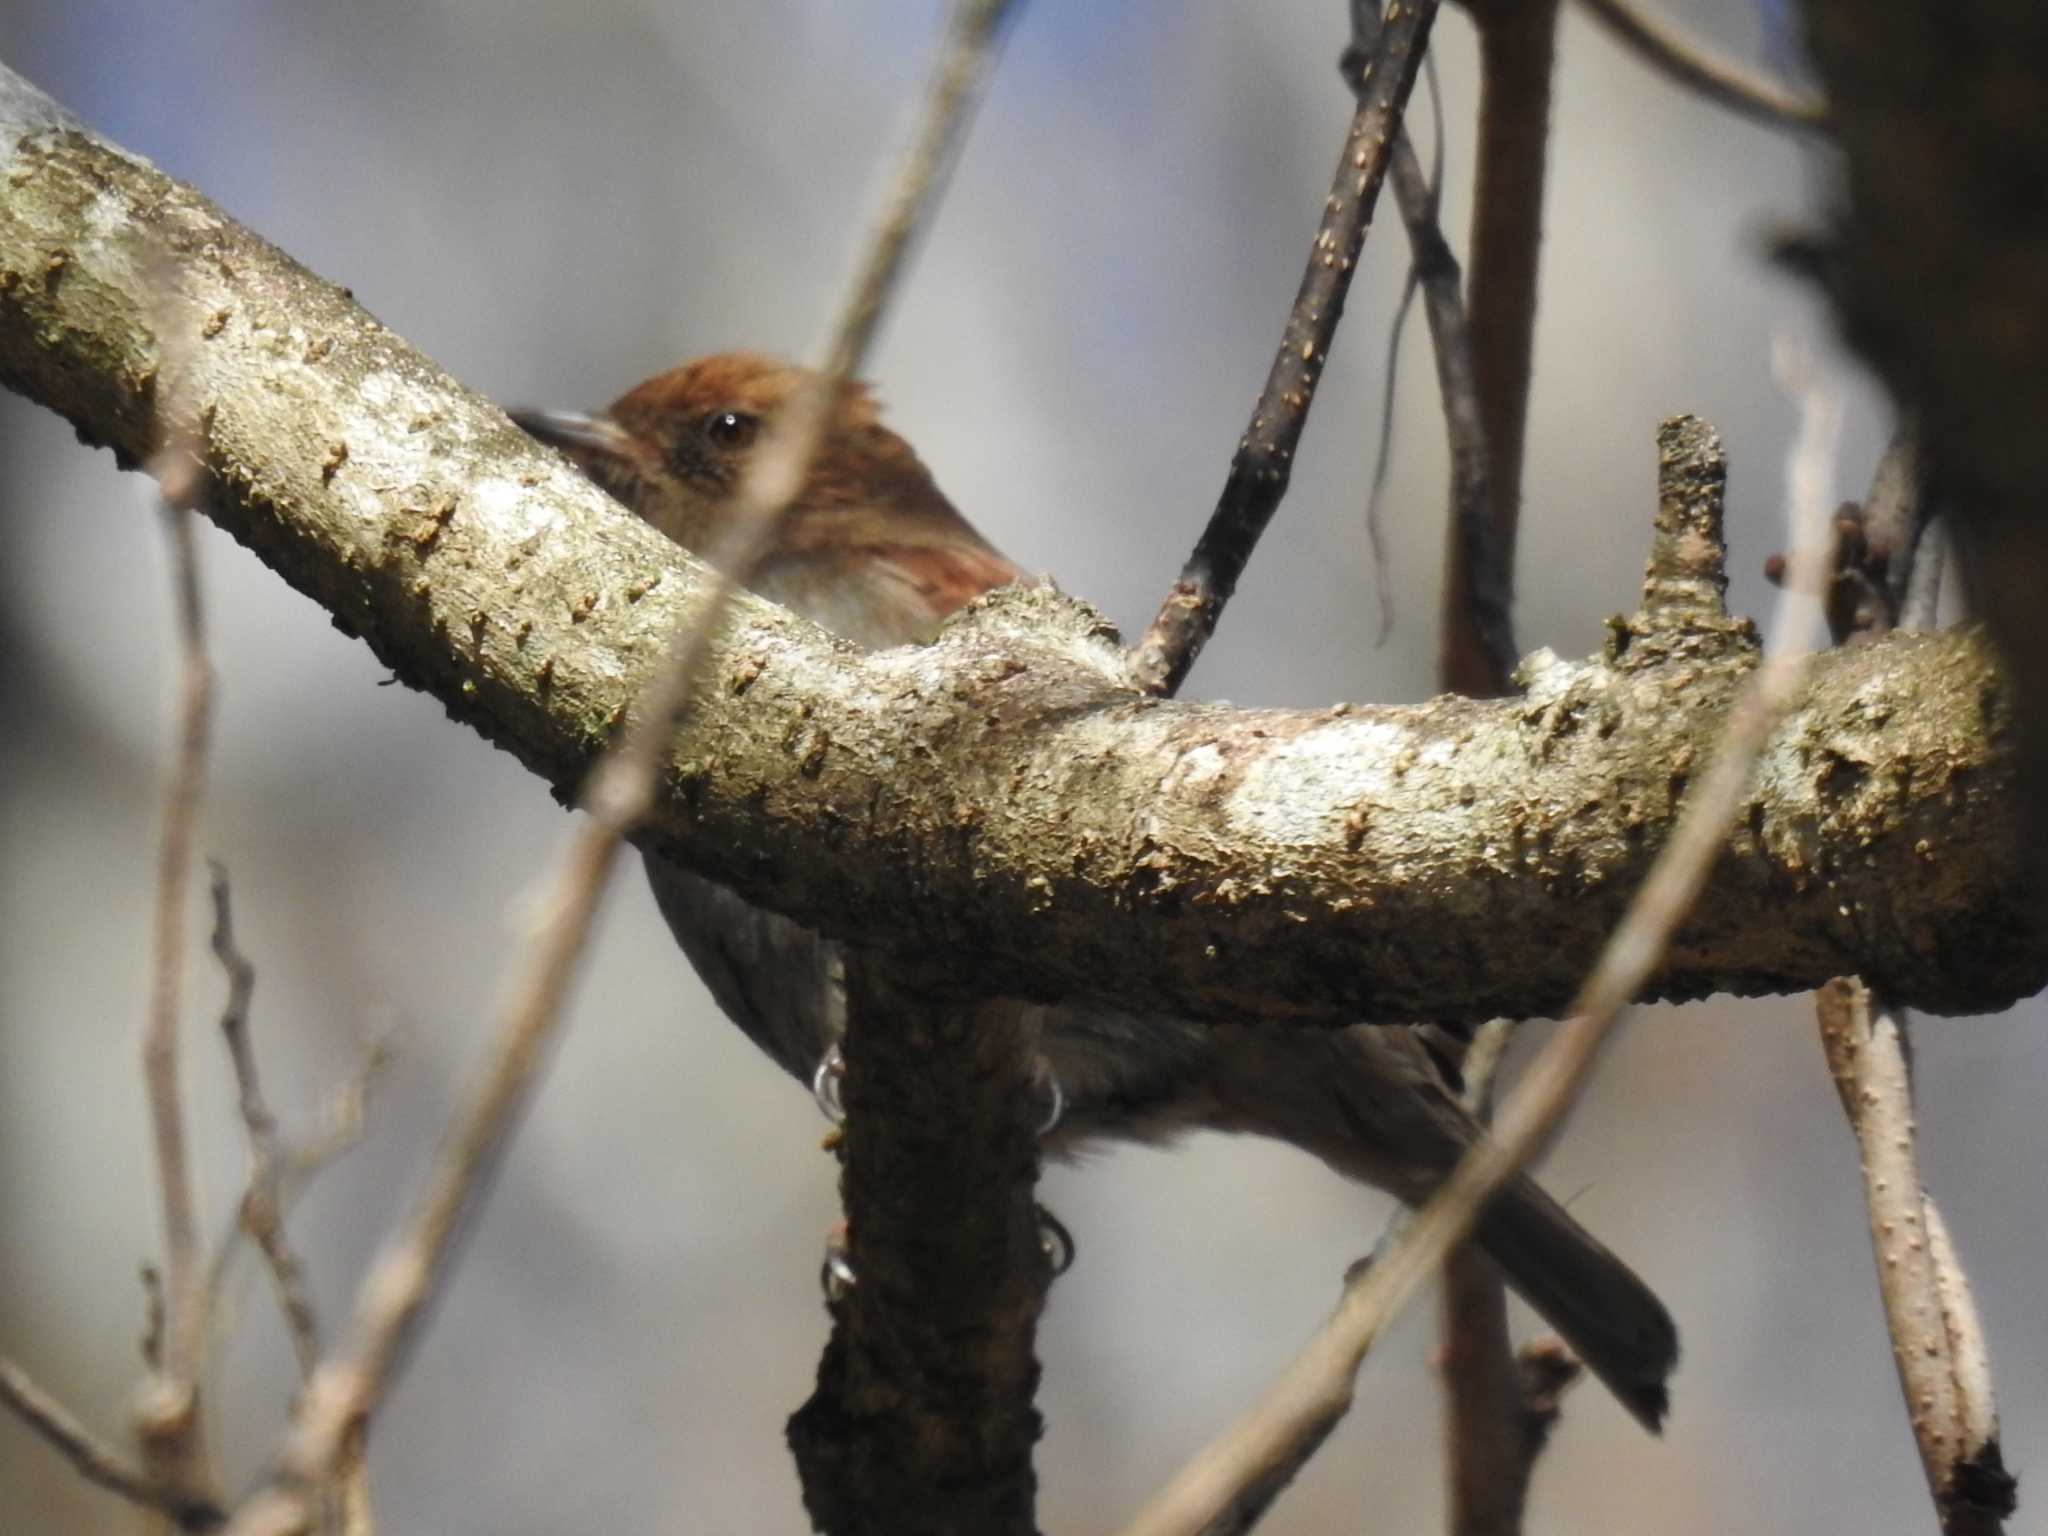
xmin=1 ymin=3 xmax=2041 ymax=1532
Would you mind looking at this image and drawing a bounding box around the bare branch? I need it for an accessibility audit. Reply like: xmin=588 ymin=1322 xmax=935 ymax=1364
xmin=1343 ymin=17 xmax=1518 ymax=687
xmin=1816 ymin=981 xmax=2016 ymax=1534
xmin=1 ymin=1355 xmax=225 ymax=1530
xmin=135 ymin=397 xmax=219 ymax=1499
xmin=1129 ymin=0 xmax=1441 ymax=696
xmin=206 ymin=864 xmax=322 ymax=1379
xmin=200 ymin=1024 xmax=394 ymax=1370
xmin=1574 ymin=0 xmax=1829 ymax=133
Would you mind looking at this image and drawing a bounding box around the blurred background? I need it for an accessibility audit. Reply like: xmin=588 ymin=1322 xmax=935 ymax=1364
xmin=3 ymin=3 xmax=2042 ymax=1531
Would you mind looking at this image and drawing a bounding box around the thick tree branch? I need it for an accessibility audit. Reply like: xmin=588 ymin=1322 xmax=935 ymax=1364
xmin=0 ymin=63 xmax=2041 ymax=1028
xmin=788 ymin=961 xmax=1048 ymax=1536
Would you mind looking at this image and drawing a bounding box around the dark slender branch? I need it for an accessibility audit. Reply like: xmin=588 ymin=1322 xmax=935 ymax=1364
xmin=788 ymin=960 xmax=1048 ymax=1536
xmin=1575 ymin=0 xmax=1829 ymax=133
xmin=1436 ymin=1021 xmax=1547 ymax=1536
xmin=1356 ymin=49 xmax=1446 ymax=650
xmin=0 ymin=1356 xmax=225 ymax=1530
xmin=1792 ymin=427 xmax=1931 ymax=645
xmin=1394 ymin=144 xmax=1515 ymax=689
xmin=1439 ymin=0 xmax=1556 ymax=697
xmin=1129 ymin=0 xmax=1441 ymax=697
xmin=1345 ymin=19 xmax=1518 ymax=685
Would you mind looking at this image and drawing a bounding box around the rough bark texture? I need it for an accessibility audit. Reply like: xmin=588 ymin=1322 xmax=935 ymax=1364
xmin=788 ymin=960 xmax=1047 ymax=1536
xmin=0 ymin=63 xmax=2042 ymax=1027
xmin=1800 ymin=2 xmax=2048 ymax=886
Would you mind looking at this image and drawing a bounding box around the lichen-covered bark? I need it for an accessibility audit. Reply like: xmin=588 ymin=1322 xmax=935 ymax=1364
xmin=0 ymin=61 xmax=2041 ymax=1027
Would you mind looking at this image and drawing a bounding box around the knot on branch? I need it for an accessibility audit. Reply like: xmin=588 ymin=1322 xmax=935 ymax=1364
xmin=1609 ymin=413 xmax=1758 ymax=672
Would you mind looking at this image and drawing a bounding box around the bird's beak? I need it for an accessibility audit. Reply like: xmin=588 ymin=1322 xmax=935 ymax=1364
xmin=508 ymin=406 xmax=635 ymax=463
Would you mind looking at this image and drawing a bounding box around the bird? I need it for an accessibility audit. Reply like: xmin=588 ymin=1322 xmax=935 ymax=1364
xmin=511 ymin=351 xmax=1679 ymax=1427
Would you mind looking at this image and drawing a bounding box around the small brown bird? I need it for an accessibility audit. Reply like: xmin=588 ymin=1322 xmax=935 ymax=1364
xmin=513 ymin=353 xmax=1678 ymax=1427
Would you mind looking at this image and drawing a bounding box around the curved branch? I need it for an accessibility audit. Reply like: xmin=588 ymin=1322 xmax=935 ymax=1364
xmin=0 ymin=62 xmax=2040 ymax=1027
xmin=1574 ymin=0 xmax=1829 ymax=133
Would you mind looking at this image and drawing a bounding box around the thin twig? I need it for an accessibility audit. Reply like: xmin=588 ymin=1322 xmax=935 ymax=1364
xmin=208 ymin=864 xmax=322 ymax=1379
xmin=1346 ymin=19 xmax=1518 ymax=683
xmin=1 ymin=1355 xmax=225 ymax=1530
xmin=1129 ymin=0 xmax=1442 ymax=697
xmin=1356 ymin=51 xmax=1444 ymax=651
xmin=136 ymin=430 xmax=219 ymax=1497
xmin=1115 ymin=406 xmax=1837 ymax=1536
xmin=294 ymin=1025 xmax=399 ymax=1177
xmin=1816 ymin=982 xmax=2015 ymax=1534
xmin=199 ymin=1025 xmax=395 ymax=1364
xmin=1181 ymin=1023 xmax=1532 ymax=1536
xmin=1574 ymin=0 xmax=1829 ymax=132
xmin=1810 ymin=437 xmax=2012 ymax=1535
xmin=220 ymin=4 xmax=1021 ymax=1526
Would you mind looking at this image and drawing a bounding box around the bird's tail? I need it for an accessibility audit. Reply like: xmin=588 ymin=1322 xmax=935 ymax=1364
xmin=1201 ymin=1023 xmax=1679 ymax=1429
xmin=1472 ymin=1173 xmax=1677 ymax=1431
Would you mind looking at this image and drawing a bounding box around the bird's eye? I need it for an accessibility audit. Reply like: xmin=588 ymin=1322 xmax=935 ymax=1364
xmin=703 ymin=410 xmax=759 ymax=449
